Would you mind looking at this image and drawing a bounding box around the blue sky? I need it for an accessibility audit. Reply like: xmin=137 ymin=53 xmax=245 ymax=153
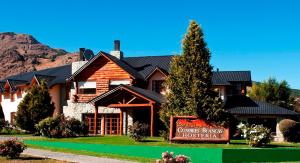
xmin=1 ymin=0 xmax=300 ymax=88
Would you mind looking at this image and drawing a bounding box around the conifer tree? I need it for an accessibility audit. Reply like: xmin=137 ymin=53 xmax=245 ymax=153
xmin=16 ymin=80 xmax=55 ymax=133
xmin=0 ymin=104 xmax=4 ymax=120
xmin=159 ymin=20 xmax=231 ymax=128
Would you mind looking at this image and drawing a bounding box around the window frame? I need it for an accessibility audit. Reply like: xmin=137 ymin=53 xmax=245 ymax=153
xmin=152 ymin=80 xmax=164 ymax=93
xmin=77 ymin=81 xmax=97 ymax=94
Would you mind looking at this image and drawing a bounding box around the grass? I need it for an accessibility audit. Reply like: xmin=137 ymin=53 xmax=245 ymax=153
xmin=21 ymin=136 xmax=300 ymax=163
xmin=24 ymin=135 xmax=300 ymax=148
xmin=0 ymin=155 xmax=68 ymax=163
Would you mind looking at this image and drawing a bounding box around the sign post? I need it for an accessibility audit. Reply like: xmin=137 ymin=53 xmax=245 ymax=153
xmin=169 ymin=116 xmax=230 ymax=143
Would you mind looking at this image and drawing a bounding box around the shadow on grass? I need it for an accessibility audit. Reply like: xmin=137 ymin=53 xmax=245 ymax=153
xmin=19 ymin=156 xmax=47 ymax=160
xmin=4 ymin=155 xmax=47 ymax=161
xmin=141 ymin=139 xmax=161 ymax=143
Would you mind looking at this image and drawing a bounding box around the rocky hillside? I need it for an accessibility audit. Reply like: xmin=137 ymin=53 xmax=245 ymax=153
xmin=0 ymin=32 xmax=79 ymax=79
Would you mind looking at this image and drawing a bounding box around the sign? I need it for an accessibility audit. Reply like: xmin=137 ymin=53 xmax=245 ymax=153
xmin=169 ymin=116 xmax=229 ymax=143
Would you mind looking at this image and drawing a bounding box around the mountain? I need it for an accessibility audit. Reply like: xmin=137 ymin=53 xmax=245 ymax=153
xmin=292 ymin=89 xmax=300 ymax=97
xmin=0 ymin=32 xmax=79 ymax=79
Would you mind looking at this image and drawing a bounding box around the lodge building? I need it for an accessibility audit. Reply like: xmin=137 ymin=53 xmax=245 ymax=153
xmin=0 ymin=41 xmax=298 ymax=141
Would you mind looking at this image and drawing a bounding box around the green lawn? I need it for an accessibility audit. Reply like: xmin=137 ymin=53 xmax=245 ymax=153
xmin=22 ymin=136 xmax=300 ymax=163
xmin=24 ymin=135 xmax=300 ymax=148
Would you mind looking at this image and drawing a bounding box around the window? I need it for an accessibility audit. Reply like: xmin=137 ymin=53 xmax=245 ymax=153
xmin=82 ymin=114 xmax=102 ymax=134
xmin=11 ymin=112 xmax=16 ymax=125
xmin=231 ymin=83 xmax=242 ymax=95
xmin=152 ymin=80 xmax=164 ymax=93
xmin=17 ymin=89 xmax=22 ymax=98
xmin=10 ymin=93 xmax=15 ymax=102
xmin=105 ymin=114 xmax=120 ymax=135
xmin=109 ymin=80 xmax=130 ymax=90
xmin=78 ymin=81 xmax=96 ymax=94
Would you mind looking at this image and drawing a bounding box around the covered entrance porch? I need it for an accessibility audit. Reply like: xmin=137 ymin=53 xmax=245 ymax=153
xmin=89 ymin=85 xmax=163 ymax=137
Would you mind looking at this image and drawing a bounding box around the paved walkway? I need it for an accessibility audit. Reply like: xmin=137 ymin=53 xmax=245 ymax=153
xmin=23 ymin=148 xmax=134 ymax=163
xmin=0 ymin=136 xmax=134 ymax=163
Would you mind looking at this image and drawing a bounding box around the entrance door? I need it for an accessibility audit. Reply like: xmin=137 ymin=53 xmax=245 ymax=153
xmin=105 ymin=114 xmax=120 ymax=135
xmin=82 ymin=114 xmax=102 ymax=134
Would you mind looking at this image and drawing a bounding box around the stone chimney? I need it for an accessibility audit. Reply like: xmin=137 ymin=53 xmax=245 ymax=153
xmin=110 ymin=40 xmax=123 ymax=59
xmin=72 ymin=48 xmax=88 ymax=74
xmin=79 ymin=48 xmax=86 ymax=61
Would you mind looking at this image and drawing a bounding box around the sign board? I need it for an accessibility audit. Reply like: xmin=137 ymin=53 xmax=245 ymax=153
xmin=169 ymin=116 xmax=229 ymax=143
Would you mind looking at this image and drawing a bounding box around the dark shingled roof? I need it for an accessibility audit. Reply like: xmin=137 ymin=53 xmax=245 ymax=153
xmin=123 ymin=55 xmax=173 ymax=79
xmin=123 ymin=55 xmax=251 ymax=85
xmin=0 ymin=81 xmax=5 ymax=92
xmin=90 ymin=84 xmax=165 ymax=104
xmin=0 ymin=65 xmax=71 ymax=88
xmin=7 ymin=79 xmax=29 ymax=92
xmin=212 ymin=71 xmax=252 ymax=86
xmin=225 ymin=96 xmax=299 ymax=116
xmin=1 ymin=52 xmax=252 ymax=90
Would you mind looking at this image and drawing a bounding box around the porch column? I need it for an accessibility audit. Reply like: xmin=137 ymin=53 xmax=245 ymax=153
xmin=150 ymin=104 xmax=154 ymax=137
xmin=94 ymin=105 xmax=98 ymax=135
xmin=101 ymin=115 xmax=105 ymax=135
xmin=120 ymin=109 xmax=123 ymax=135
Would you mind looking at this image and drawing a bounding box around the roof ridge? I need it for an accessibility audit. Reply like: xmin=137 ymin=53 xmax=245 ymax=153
xmin=124 ymin=55 xmax=174 ymax=59
xmin=3 ymin=64 xmax=71 ymax=81
xmin=213 ymin=70 xmax=251 ymax=72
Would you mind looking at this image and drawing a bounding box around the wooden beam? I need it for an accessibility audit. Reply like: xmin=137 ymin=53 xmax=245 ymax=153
xmin=120 ymin=86 xmax=156 ymax=103
xmin=120 ymin=109 xmax=123 ymax=135
xmin=126 ymin=97 xmax=136 ymax=104
xmin=150 ymin=104 xmax=154 ymax=137
xmin=108 ymin=104 xmax=152 ymax=108
xmin=122 ymin=93 xmax=126 ymax=104
xmin=94 ymin=106 xmax=98 ymax=135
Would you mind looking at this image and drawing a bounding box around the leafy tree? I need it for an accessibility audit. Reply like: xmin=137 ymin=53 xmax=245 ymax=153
xmin=159 ymin=20 xmax=231 ymax=128
xmin=16 ymin=81 xmax=55 ymax=133
xmin=249 ymin=78 xmax=295 ymax=109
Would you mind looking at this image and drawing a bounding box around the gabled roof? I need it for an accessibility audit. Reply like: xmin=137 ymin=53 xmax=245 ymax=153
xmin=32 ymin=74 xmax=56 ymax=86
xmin=212 ymin=71 xmax=252 ymax=86
xmin=0 ymin=64 xmax=71 ymax=88
xmin=145 ymin=66 xmax=168 ymax=80
xmin=225 ymin=95 xmax=299 ymax=116
xmin=0 ymin=81 xmax=5 ymax=93
xmin=6 ymin=79 xmax=29 ymax=92
xmin=90 ymin=84 xmax=165 ymax=105
xmin=1 ymin=52 xmax=252 ymax=90
xmin=69 ymin=51 xmax=144 ymax=81
xmin=123 ymin=55 xmax=173 ymax=79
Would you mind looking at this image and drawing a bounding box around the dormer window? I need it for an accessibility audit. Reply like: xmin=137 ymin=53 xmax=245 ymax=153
xmin=109 ymin=80 xmax=130 ymax=90
xmin=152 ymin=80 xmax=164 ymax=93
xmin=78 ymin=81 xmax=96 ymax=94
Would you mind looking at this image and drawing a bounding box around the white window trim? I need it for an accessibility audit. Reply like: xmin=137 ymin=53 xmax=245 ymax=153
xmin=110 ymin=80 xmax=130 ymax=85
xmin=78 ymin=81 xmax=96 ymax=89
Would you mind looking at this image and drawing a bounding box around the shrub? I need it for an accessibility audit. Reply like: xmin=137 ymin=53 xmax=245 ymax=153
xmin=35 ymin=116 xmax=61 ymax=138
xmin=65 ymin=118 xmax=89 ymax=137
xmin=237 ymin=123 xmax=272 ymax=147
xmin=36 ymin=115 xmax=88 ymax=138
xmin=279 ymin=119 xmax=300 ymax=142
xmin=157 ymin=151 xmax=190 ymax=163
xmin=0 ymin=121 xmax=25 ymax=135
xmin=159 ymin=130 xmax=169 ymax=141
xmin=128 ymin=121 xmax=149 ymax=142
xmin=0 ymin=138 xmax=27 ymax=159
